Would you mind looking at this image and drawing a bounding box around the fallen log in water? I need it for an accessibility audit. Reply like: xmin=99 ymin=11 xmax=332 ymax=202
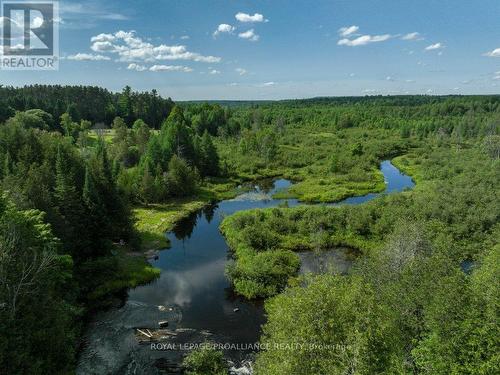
xmin=135 ymin=328 xmax=178 ymax=343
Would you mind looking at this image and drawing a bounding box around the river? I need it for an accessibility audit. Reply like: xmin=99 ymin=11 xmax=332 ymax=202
xmin=77 ymin=160 xmax=414 ymax=374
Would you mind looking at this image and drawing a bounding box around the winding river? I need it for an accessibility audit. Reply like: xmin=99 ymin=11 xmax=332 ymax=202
xmin=77 ymin=160 xmax=414 ymax=374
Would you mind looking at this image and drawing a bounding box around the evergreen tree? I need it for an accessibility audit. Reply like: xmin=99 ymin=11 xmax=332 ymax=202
xmin=166 ymin=155 xmax=197 ymax=197
xmin=161 ymin=106 xmax=195 ymax=163
xmin=118 ymin=86 xmax=134 ymax=126
xmin=53 ymin=146 xmax=88 ymax=260
xmin=199 ymin=131 xmax=220 ymax=177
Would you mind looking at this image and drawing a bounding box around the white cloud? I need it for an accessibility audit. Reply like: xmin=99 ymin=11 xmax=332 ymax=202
xmin=338 ymin=34 xmax=391 ymax=47
xmin=67 ymin=53 xmax=111 ymax=61
xmin=236 ymin=68 xmax=247 ymax=75
xmin=492 ymin=71 xmax=500 ymax=80
xmin=89 ymin=30 xmax=221 ymax=63
xmin=338 ymin=25 xmax=359 ymax=37
xmin=235 ymin=12 xmax=267 ymax=23
xmin=209 ymin=69 xmax=221 ymax=74
xmin=401 ymin=32 xmax=423 ymax=41
xmin=238 ymin=29 xmax=259 ymax=42
xmin=59 ymin=3 xmax=129 ymax=29
xmin=425 ymin=42 xmax=444 ymax=51
xmin=386 ymin=76 xmax=395 ymax=81
xmin=213 ymin=23 xmax=235 ymax=37
xmin=262 ymin=81 xmax=275 ymax=86
xmin=149 ymin=65 xmax=193 ymax=72
xmin=180 ymin=35 xmax=190 ymax=40
xmin=127 ymin=63 xmax=146 ymax=71
xmin=484 ymin=48 xmax=500 ymax=57
xmin=31 ymin=16 xmax=43 ymax=28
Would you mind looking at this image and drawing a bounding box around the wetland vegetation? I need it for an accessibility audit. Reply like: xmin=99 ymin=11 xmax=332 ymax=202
xmin=0 ymin=86 xmax=498 ymax=374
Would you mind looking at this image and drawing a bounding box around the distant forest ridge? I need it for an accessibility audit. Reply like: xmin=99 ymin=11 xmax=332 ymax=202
xmin=0 ymin=85 xmax=175 ymax=129
xmin=1 ymin=85 xmax=499 ymax=126
xmin=183 ymin=94 xmax=500 ymax=107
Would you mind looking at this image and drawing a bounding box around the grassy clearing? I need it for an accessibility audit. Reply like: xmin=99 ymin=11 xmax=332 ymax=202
xmin=133 ymin=198 xmax=210 ymax=251
xmin=86 ymin=247 xmax=161 ymax=305
xmin=88 ymin=129 xmax=115 ymax=144
xmin=274 ymin=167 xmax=386 ymax=202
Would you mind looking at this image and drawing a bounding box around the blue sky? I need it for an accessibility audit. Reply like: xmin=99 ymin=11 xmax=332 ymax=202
xmin=2 ymin=0 xmax=499 ymax=100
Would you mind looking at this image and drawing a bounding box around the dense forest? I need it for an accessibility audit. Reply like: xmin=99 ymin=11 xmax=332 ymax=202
xmin=0 ymin=85 xmax=175 ymax=128
xmin=0 ymin=85 xmax=498 ymax=374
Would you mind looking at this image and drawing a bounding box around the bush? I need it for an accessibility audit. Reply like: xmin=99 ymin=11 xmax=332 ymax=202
xmin=182 ymin=346 xmax=227 ymax=375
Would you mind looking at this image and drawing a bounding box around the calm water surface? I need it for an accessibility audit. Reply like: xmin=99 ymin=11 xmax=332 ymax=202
xmin=128 ymin=160 xmax=414 ymax=354
xmin=78 ymin=160 xmax=414 ymax=373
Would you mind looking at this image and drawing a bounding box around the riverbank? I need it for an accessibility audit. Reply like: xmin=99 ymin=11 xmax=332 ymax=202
xmin=76 ymin=160 xmax=418 ymax=373
xmin=221 ymin=160 xmax=415 ymax=299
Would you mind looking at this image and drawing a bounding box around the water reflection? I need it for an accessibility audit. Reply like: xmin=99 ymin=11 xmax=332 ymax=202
xmin=128 ymin=161 xmax=415 ymax=353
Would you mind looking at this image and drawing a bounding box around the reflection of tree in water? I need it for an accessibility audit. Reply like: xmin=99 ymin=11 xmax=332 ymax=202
xmin=172 ymin=203 xmax=219 ymax=240
xmin=172 ymin=211 xmax=199 ymax=240
xmin=202 ymin=203 xmax=218 ymax=224
xmin=255 ymin=178 xmax=275 ymax=194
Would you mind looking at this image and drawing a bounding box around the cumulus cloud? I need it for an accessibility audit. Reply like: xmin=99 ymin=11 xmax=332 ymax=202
xmin=338 ymin=34 xmax=391 ymax=47
xmin=338 ymin=25 xmax=359 ymax=37
xmin=235 ymin=12 xmax=267 ymax=23
xmin=484 ymin=48 xmax=500 ymax=57
xmin=493 ymin=71 xmax=500 ymax=80
xmin=213 ymin=23 xmax=235 ymax=37
xmin=209 ymin=69 xmax=221 ymax=74
xmin=67 ymin=53 xmax=110 ymax=61
xmin=238 ymin=29 xmax=259 ymax=42
xmin=149 ymin=65 xmax=193 ymax=72
xmin=89 ymin=30 xmax=221 ymax=63
xmin=401 ymin=32 xmax=423 ymax=41
xmin=236 ymin=68 xmax=248 ymax=75
xmin=425 ymin=42 xmax=444 ymax=51
xmin=262 ymin=81 xmax=275 ymax=86
xmin=127 ymin=63 xmax=146 ymax=71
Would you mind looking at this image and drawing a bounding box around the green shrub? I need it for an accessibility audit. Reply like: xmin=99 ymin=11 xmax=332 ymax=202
xmin=183 ymin=346 xmax=228 ymax=375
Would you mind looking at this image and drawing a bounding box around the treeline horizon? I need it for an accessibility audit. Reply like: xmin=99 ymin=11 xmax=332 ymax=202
xmin=0 ymin=84 xmax=175 ymax=129
xmin=0 ymin=85 xmax=498 ymax=374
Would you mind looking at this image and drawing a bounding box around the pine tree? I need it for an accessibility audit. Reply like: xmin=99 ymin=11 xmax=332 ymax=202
xmin=200 ymin=131 xmax=220 ymax=177
xmin=161 ymin=106 xmax=195 ymax=163
xmin=118 ymin=86 xmax=134 ymax=126
xmin=166 ymin=155 xmax=197 ymax=197
xmin=53 ymin=146 xmax=88 ymax=260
